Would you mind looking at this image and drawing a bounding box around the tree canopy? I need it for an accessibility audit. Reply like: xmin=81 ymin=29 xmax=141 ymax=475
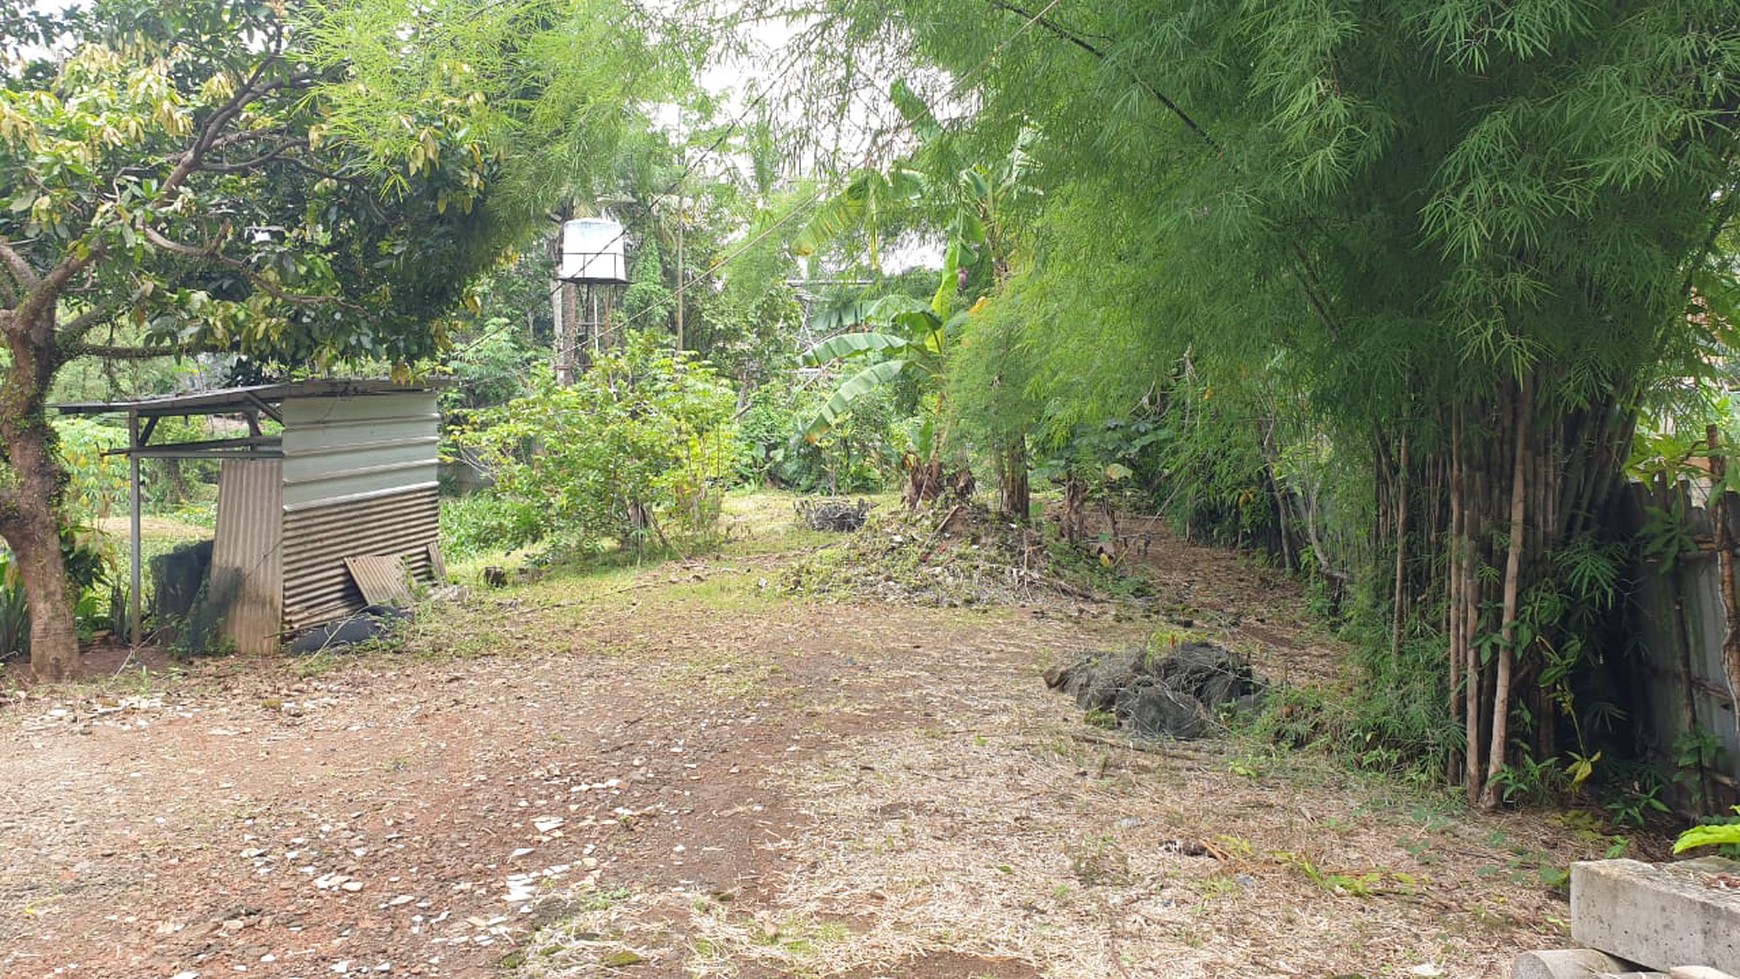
xmin=0 ymin=0 xmax=678 ymax=677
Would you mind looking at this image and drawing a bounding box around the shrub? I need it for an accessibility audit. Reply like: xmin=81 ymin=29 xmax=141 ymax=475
xmin=439 ymin=491 xmax=543 ymax=559
xmin=736 ymin=377 xmax=898 ymax=493
xmin=455 ymin=333 xmax=738 ymax=560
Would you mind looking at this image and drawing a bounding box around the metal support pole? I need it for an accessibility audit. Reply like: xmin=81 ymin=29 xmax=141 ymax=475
xmin=128 ymin=411 xmax=142 ymax=646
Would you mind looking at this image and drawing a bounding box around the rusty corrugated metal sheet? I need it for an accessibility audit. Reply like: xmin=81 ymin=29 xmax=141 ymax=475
xmin=280 ymin=486 xmax=439 ymax=630
xmin=1621 ymin=483 xmax=1740 ymax=813
xmin=211 ymin=459 xmax=283 ymax=655
xmin=344 ymin=555 xmax=414 ymax=606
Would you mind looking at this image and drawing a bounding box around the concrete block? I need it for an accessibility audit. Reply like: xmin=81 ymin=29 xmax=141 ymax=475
xmin=1669 ymin=968 xmax=1739 ymax=979
xmin=1571 ymin=858 xmax=1740 ymax=974
xmin=1513 ymin=949 xmax=1644 ymax=979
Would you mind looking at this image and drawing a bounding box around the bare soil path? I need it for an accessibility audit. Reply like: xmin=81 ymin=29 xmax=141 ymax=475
xmin=0 ymin=521 xmax=1650 ymax=979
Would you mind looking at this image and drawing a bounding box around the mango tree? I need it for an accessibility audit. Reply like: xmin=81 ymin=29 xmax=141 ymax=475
xmin=0 ymin=0 xmax=513 ymax=678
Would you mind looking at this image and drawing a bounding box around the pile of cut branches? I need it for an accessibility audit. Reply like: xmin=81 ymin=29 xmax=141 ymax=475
xmin=782 ymin=502 xmax=1144 ymax=609
xmin=794 ymin=497 xmax=874 ymax=532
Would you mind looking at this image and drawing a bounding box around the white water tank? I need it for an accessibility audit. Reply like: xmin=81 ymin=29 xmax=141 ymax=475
xmin=558 ymin=218 xmax=629 ymax=284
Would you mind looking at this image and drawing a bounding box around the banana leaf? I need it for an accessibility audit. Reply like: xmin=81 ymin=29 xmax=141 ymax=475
xmin=803 ymin=359 xmax=908 ymax=440
xmin=802 ymin=331 xmax=909 ymax=366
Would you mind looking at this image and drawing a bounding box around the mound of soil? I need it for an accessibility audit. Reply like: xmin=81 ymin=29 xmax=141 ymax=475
xmin=1044 ymin=642 xmax=1266 ymax=739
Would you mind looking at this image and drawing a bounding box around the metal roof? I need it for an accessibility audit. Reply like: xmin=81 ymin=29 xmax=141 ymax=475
xmin=56 ymin=378 xmax=454 ymax=419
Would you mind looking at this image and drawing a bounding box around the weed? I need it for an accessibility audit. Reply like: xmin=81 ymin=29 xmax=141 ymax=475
xmin=1273 ymin=850 xmax=1399 ymax=897
xmin=1067 ymin=835 xmax=1131 ymax=886
xmin=1211 ymin=834 xmax=1253 ymax=858
xmin=1399 ymin=835 xmax=1439 ymax=865
xmin=1490 ymin=755 xmax=1566 ymax=807
xmin=1083 ymin=708 xmax=1119 ymax=730
xmin=1194 ymin=874 xmax=1240 ymax=899
xmin=1603 ymin=774 xmax=1670 ymax=829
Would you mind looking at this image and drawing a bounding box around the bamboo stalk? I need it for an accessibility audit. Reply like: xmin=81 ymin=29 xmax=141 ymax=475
xmin=1710 ymin=425 xmax=1740 ymax=800
xmin=1464 ymin=431 xmax=1484 ymax=805
xmin=1449 ymin=410 xmax=1464 ymax=730
xmin=1482 ymin=375 xmax=1532 ymax=810
xmin=1675 ymin=573 xmax=1714 ymax=812
xmin=1391 ymin=432 xmax=1410 ymax=669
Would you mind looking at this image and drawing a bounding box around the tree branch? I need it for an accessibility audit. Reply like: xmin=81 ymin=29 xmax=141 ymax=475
xmin=140 ymin=225 xmax=354 ymax=310
xmin=985 ymin=0 xmax=1220 ymax=152
xmin=55 ymin=301 xmax=127 ymax=344
xmin=63 ymin=341 xmax=184 ymax=361
xmin=203 ymin=137 xmax=310 ymax=173
xmin=0 ymin=236 xmax=41 ymax=296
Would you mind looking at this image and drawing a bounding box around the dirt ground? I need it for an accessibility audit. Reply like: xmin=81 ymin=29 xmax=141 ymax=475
xmin=0 ymin=512 xmax=1658 ymax=979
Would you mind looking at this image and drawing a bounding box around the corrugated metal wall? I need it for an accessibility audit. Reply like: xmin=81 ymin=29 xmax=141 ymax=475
xmin=211 ymin=459 xmax=283 ymax=655
xmin=1622 ymin=483 xmax=1740 ymax=812
xmin=274 ymin=392 xmax=443 ymax=633
xmin=280 ymin=393 xmax=441 ymax=508
xmin=280 ymin=486 xmax=439 ymax=630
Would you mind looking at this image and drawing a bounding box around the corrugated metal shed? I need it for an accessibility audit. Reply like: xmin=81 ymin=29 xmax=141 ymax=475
xmin=57 ymin=380 xmax=451 ymax=654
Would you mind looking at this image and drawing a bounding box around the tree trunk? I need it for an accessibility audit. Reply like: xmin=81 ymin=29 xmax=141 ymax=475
xmin=1710 ymin=427 xmax=1740 ymax=751
xmin=1463 ymin=441 xmax=1484 ymax=806
xmin=1448 ymin=410 xmax=1464 ymax=779
xmin=5 ymin=493 xmax=80 ymax=681
xmin=557 ymin=279 xmax=581 ymax=384
xmin=1062 ymin=475 xmax=1086 ymax=543
xmin=157 ymin=457 xmax=192 ymax=507
xmin=1390 ymin=432 xmax=1410 ymax=669
xmin=998 ymin=436 xmax=1030 ymax=523
xmin=0 ymin=317 xmax=79 ymax=680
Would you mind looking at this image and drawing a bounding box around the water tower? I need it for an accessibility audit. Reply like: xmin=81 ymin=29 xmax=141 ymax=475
xmin=555 ymin=217 xmax=629 ymax=383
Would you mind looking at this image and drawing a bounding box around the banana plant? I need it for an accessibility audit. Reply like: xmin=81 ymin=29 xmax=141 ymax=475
xmin=800 ymin=256 xmax=972 ymax=442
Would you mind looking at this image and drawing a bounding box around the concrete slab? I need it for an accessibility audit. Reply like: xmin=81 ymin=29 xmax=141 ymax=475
xmin=1570 ymin=858 xmax=1740 ymax=974
xmin=1512 ymin=948 xmax=1644 ymax=979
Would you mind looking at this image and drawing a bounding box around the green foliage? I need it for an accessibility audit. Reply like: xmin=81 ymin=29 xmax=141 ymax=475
xmin=948 ymin=284 xmax=1043 ymax=479
xmin=799 ymin=272 xmax=967 ymax=441
xmin=53 ymin=417 xmax=129 ymax=522
xmin=687 ymin=191 xmax=807 ymax=383
xmin=1603 ymin=771 xmax=1672 ymax=829
xmin=0 ymin=0 xmax=515 ymax=368
xmin=1673 ymin=807 xmax=1740 ymax=856
xmin=0 ymin=550 xmax=27 ymax=659
xmin=457 ymin=333 xmax=737 ymax=561
xmin=1251 ymin=633 xmax=1460 ymax=785
xmin=440 ymin=317 xmax=540 ymax=418
xmin=736 ymin=377 xmax=897 ymax=493
xmin=309 ymin=0 xmax=686 ymax=234
xmin=439 ymin=491 xmax=543 ymax=560
xmin=622 ymin=238 xmax=675 ymax=332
